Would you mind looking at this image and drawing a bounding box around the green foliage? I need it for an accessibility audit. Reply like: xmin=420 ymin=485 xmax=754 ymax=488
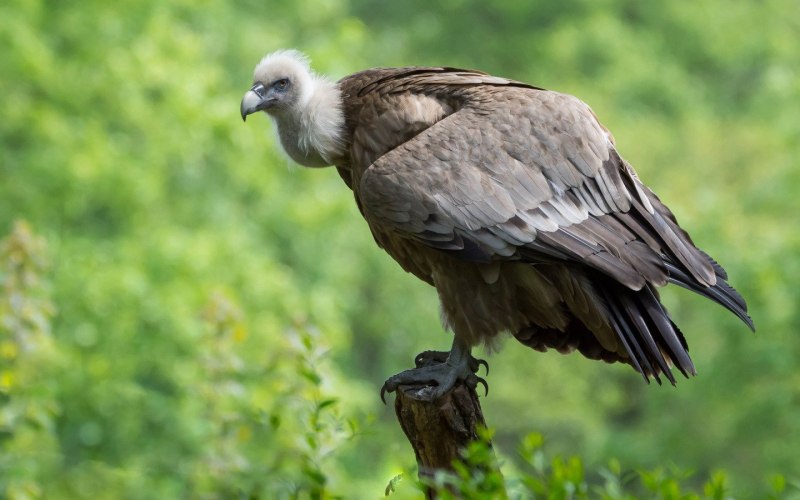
xmin=1 ymin=223 xmax=354 ymax=498
xmin=388 ymin=432 xmax=800 ymax=499
xmin=1 ymin=221 xmax=60 ymax=500
xmin=422 ymin=428 xmax=508 ymax=499
xmin=1 ymin=0 xmax=798 ymax=497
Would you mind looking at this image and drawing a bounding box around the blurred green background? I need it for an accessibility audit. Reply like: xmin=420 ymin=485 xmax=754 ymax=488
xmin=1 ymin=0 xmax=798 ymax=497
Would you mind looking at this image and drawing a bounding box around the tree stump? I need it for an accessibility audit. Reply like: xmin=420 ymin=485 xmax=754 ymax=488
xmin=394 ymin=382 xmax=500 ymax=498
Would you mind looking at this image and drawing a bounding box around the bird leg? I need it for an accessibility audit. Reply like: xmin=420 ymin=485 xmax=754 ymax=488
xmin=381 ymin=338 xmax=488 ymax=403
xmin=414 ymin=350 xmax=489 ymax=375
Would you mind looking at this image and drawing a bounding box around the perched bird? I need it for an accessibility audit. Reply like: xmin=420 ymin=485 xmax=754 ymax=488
xmin=241 ymin=50 xmax=754 ymax=400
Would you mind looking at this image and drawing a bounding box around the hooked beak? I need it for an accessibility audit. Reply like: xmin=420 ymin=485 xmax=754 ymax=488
xmin=240 ymin=82 xmax=274 ymax=121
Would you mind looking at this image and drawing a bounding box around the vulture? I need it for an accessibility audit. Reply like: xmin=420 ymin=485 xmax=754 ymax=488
xmin=240 ymin=50 xmax=754 ymax=400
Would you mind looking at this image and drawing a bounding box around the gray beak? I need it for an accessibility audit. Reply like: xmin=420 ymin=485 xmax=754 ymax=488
xmin=240 ymin=82 xmax=270 ymax=121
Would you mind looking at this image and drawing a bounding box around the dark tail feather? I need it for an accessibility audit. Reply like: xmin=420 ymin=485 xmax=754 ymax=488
xmin=619 ymin=291 xmax=675 ymax=382
xmin=699 ymin=249 xmax=728 ymax=280
xmin=603 ymin=291 xmax=657 ymax=383
xmin=664 ymin=261 xmax=755 ymax=331
xmin=638 ymin=285 xmax=695 ymax=377
xmin=600 ymin=280 xmax=696 ymax=384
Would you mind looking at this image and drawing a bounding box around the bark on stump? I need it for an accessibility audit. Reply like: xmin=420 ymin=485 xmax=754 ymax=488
xmin=394 ymin=382 xmax=499 ymax=498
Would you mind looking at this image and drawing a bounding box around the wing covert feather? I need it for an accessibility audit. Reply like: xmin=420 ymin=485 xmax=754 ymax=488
xmin=357 ymin=89 xmax=674 ymax=288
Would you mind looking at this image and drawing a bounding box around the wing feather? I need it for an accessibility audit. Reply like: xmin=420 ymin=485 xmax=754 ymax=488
xmin=345 ymin=70 xmax=752 ymax=380
xmin=356 ymin=94 xmax=700 ymax=292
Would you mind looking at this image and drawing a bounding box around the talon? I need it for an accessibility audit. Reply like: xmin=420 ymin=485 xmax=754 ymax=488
xmin=464 ymin=374 xmax=489 ymax=396
xmin=381 ymin=341 xmax=489 ymax=401
xmin=380 ymin=383 xmax=391 ymax=404
xmin=476 ymin=376 xmax=489 ymax=396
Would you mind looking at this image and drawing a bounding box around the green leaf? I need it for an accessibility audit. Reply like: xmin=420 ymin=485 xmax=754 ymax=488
xmin=384 ymin=473 xmax=403 ymax=496
xmin=316 ymin=398 xmax=338 ymax=411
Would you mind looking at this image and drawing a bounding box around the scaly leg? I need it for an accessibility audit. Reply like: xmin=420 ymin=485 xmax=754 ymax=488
xmin=381 ymin=337 xmax=488 ymax=403
xmin=414 ymin=350 xmax=489 ymax=375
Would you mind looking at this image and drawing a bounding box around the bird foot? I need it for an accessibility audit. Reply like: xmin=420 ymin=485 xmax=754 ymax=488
xmin=414 ymin=350 xmax=489 ymax=375
xmin=381 ymin=350 xmax=489 ymax=403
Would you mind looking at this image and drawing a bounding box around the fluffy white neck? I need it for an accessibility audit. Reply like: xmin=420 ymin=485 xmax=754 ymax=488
xmin=273 ymin=76 xmax=346 ymax=168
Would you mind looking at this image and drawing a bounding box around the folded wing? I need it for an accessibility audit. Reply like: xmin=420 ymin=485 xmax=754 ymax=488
xmin=354 ymin=78 xmax=753 ymax=382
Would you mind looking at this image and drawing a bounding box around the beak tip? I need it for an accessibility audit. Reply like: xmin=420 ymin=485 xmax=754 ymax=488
xmin=241 ymin=84 xmax=272 ymax=123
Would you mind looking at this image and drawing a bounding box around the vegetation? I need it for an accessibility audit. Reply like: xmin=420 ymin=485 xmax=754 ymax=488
xmin=1 ymin=0 xmax=798 ymax=497
xmin=415 ymin=430 xmax=798 ymax=499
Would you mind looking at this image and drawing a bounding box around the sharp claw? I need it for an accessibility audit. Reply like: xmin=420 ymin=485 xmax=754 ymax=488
xmin=463 ymin=374 xmax=489 ymax=396
xmin=476 ymin=377 xmax=489 ymax=396
xmin=380 ymin=384 xmax=389 ymax=404
xmin=382 ymin=349 xmax=490 ymax=401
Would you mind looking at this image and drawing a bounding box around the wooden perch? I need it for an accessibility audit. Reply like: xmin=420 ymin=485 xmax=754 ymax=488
xmin=393 ymin=382 xmax=501 ymax=498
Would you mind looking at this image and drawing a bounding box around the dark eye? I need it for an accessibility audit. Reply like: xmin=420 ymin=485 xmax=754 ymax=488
xmin=275 ymin=79 xmax=289 ymax=90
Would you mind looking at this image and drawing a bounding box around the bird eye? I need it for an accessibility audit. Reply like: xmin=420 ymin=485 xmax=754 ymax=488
xmin=275 ymin=79 xmax=289 ymax=90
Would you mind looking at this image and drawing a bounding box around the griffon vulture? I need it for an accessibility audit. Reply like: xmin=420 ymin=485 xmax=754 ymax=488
xmin=240 ymin=50 xmax=754 ymax=400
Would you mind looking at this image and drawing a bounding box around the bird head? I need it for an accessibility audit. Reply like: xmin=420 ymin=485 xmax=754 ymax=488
xmin=240 ymin=50 xmax=345 ymax=167
xmin=240 ymin=49 xmax=314 ymax=121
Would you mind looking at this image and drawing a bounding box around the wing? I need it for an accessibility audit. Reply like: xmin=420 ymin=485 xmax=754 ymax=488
xmin=354 ymin=82 xmax=752 ymax=382
xmin=359 ymin=88 xmax=713 ymax=289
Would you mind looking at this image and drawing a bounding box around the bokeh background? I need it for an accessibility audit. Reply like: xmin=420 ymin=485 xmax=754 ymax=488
xmin=2 ymin=0 xmax=798 ymax=497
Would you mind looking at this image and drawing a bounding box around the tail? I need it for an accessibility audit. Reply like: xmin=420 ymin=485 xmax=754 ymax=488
xmin=598 ymin=278 xmax=693 ymax=384
xmin=597 ymin=251 xmax=753 ymax=384
xmin=665 ymin=251 xmax=755 ymax=331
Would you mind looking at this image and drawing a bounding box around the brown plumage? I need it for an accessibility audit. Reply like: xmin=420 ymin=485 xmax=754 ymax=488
xmin=241 ymin=50 xmax=754 ymax=396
